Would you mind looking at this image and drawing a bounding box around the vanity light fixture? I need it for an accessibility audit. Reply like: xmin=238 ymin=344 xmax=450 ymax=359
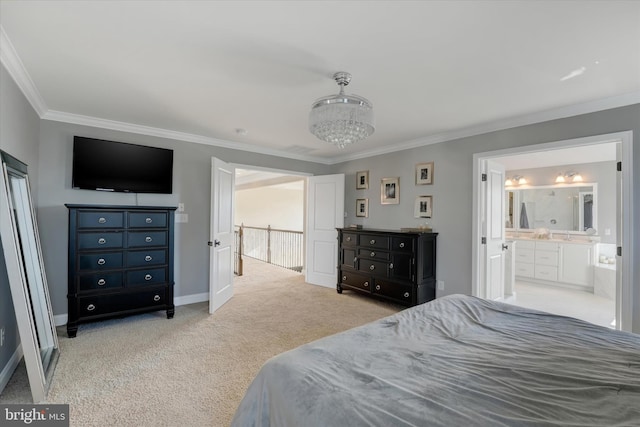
xmin=505 ymin=175 xmax=526 ymax=186
xmin=555 ymin=171 xmax=583 ymax=183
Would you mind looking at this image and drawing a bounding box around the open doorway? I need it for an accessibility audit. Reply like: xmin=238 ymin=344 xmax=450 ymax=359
xmin=472 ymin=131 xmax=633 ymax=331
xmin=233 ymin=167 xmax=307 ymax=283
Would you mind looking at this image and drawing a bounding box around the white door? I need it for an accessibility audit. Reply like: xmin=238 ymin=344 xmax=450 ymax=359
xmin=305 ymin=174 xmax=345 ymax=288
xmin=483 ymin=160 xmax=506 ymax=300
xmin=209 ymin=157 xmax=235 ymax=313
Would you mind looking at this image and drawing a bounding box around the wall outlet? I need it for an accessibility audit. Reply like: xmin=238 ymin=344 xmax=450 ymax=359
xmin=175 ymin=213 xmax=189 ymax=223
xmin=0 ymin=327 xmax=5 ymax=347
xmin=178 ymin=203 xmax=185 ymax=212
xmin=437 ymin=280 xmax=444 ymax=291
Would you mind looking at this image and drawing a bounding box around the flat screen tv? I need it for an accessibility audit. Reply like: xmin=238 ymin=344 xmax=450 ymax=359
xmin=72 ymin=136 xmax=173 ymax=194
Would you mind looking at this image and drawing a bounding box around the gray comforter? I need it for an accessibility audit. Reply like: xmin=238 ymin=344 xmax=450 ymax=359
xmin=231 ymin=294 xmax=640 ymax=426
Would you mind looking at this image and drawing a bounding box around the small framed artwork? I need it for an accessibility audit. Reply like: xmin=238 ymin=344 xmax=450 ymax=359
xmin=356 ymin=170 xmax=369 ymax=189
xmin=414 ymin=196 xmax=433 ymax=218
xmin=416 ymin=162 xmax=434 ymax=185
xmin=381 ymin=177 xmax=400 ymax=205
xmin=356 ymin=198 xmax=368 ymax=217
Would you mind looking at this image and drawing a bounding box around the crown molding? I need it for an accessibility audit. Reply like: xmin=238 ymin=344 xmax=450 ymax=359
xmin=327 ymin=90 xmax=640 ymax=164
xmin=0 ymin=25 xmax=48 ymax=116
xmin=42 ymin=110 xmax=333 ymax=165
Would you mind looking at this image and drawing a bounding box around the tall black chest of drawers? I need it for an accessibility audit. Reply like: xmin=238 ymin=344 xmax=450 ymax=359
xmin=337 ymin=228 xmax=437 ymax=307
xmin=66 ymin=205 xmax=176 ymax=337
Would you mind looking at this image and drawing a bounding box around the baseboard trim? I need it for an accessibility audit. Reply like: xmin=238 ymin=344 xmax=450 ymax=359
xmin=174 ymin=292 xmax=209 ymax=306
xmin=53 ymin=292 xmax=210 ymax=326
xmin=0 ymin=345 xmax=23 ymax=394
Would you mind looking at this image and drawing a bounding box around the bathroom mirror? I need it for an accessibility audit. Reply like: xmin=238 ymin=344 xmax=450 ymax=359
xmin=505 ymin=183 xmax=597 ymax=232
xmin=0 ymin=150 xmax=59 ymax=402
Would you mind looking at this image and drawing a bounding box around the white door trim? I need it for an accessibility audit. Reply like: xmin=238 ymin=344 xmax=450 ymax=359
xmin=472 ymin=131 xmax=633 ymax=331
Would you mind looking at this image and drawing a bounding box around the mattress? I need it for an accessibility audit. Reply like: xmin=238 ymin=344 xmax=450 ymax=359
xmin=231 ymin=294 xmax=640 ymax=426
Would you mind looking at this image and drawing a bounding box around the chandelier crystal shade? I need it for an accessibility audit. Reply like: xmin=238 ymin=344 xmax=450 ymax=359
xmin=309 ymin=72 xmax=375 ymax=149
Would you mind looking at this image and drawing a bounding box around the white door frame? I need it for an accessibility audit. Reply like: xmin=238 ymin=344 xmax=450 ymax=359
xmin=471 ymin=131 xmax=633 ymax=331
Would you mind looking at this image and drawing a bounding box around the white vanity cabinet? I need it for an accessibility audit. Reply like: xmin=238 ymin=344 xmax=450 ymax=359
xmin=559 ymin=243 xmax=594 ymax=287
xmin=514 ymin=239 xmax=594 ymax=290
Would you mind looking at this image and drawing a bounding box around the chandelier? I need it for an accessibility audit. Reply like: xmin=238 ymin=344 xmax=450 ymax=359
xmin=309 ymin=72 xmax=375 ymax=149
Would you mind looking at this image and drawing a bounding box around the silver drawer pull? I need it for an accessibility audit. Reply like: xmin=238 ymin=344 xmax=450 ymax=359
xmin=369 ymin=264 xmax=375 ymax=271
xmin=87 ymin=304 xmax=96 ymax=311
xmin=98 ymin=217 xmax=106 ymax=224
xmin=145 ymin=255 xmax=153 ymax=262
xmin=97 ymin=258 xmax=106 ymax=265
xmin=153 ymin=295 xmax=161 ymax=302
xmin=97 ymin=278 xmax=106 ymax=286
xmin=390 ymin=263 xmax=394 ymax=269
xmin=145 ymin=236 xmax=153 ymax=243
xmin=342 ymin=276 xmax=347 ymax=281
xmin=98 ymin=237 xmax=106 ymax=245
xmin=404 ymin=292 xmax=410 ymax=298
xmin=364 ymin=281 xmax=369 ymax=287
xmin=146 ymin=217 xmax=153 ymax=224
xmin=145 ymin=274 xmax=152 ymax=281
xmin=370 ymin=239 xmax=376 ymax=245
xmin=399 ymin=242 xmax=405 ymax=248
xmin=375 ymin=285 xmax=381 ymax=291
xmin=370 ymin=252 xmax=376 ymax=257
xmin=346 ymin=236 xmax=351 ymax=241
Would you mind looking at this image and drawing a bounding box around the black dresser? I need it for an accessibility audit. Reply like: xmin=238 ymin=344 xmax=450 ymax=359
xmin=337 ymin=228 xmax=437 ymax=306
xmin=66 ymin=204 xmax=176 ymax=337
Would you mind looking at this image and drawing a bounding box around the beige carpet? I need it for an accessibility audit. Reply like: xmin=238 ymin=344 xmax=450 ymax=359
xmin=0 ymin=259 xmax=401 ymax=426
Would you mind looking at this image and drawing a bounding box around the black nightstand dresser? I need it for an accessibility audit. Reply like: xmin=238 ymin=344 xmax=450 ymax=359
xmin=337 ymin=228 xmax=437 ymax=306
xmin=66 ymin=204 xmax=176 ymax=337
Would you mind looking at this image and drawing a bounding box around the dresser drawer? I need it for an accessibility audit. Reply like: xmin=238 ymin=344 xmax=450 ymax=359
xmin=358 ymin=259 xmax=388 ymax=276
xmin=127 ymin=249 xmax=167 ymax=267
xmin=77 ymin=211 xmax=124 ymax=229
xmin=127 ymin=267 xmax=167 ymax=287
xmin=78 ymin=252 xmax=123 ymax=271
xmin=535 ymin=265 xmax=558 ymax=281
xmin=341 ymin=248 xmax=357 ymax=269
xmin=391 ymin=237 xmax=414 ymax=252
xmin=516 ymin=240 xmax=535 ymax=250
xmin=78 ymin=271 xmax=124 ymax=292
xmin=535 ymin=250 xmax=558 ymax=266
xmin=536 ymin=242 xmax=559 ymax=252
xmin=339 ymin=270 xmax=372 ymax=292
xmin=515 ymin=262 xmax=534 ymax=277
xmin=128 ymin=231 xmax=167 ymax=248
xmin=357 ymin=248 xmax=390 ymax=261
xmin=341 ymin=233 xmax=357 ymax=246
xmin=78 ymin=231 xmax=124 ymax=250
xmin=129 ymin=212 xmax=168 ymax=228
xmin=78 ymin=287 xmax=167 ymax=317
xmin=359 ymin=234 xmax=389 ymax=250
xmin=373 ymin=279 xmax=413 ymax=303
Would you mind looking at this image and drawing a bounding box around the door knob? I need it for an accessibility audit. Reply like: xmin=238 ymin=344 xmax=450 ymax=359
xmin=502 ymin=244 xmax=509 ymax=250
xmin=214 ymin=240 xmax=221 ymax=247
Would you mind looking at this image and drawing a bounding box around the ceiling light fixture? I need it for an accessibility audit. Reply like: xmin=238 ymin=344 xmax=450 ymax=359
xmin=309 ymin=72 xmax=375 ymax=149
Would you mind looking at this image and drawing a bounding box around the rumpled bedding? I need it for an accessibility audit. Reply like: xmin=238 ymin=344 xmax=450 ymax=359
xmin=231 ymin=294 xmax=640 ymax=426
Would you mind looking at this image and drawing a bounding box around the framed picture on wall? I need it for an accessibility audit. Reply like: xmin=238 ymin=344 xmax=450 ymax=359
xmin=381 ymin=177 xmax=400 ymax=205
xmin=356 ymin=198 xmax=368 ymax=217
xmin=414 ymin=196 xmax=433 ymax=218
xmin=356 ymin=170 xmax=369 ymax=189
xmin=416 ymin=162 xmax=434 ymax=185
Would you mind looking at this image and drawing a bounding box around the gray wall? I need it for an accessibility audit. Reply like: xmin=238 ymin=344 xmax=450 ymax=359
xmin=35 ymin=120 xmax=330 ymax=316
xmin=331 ymin=103 xmax=640 ymax=333
xmin=0 ymin=63 xmax=42 ymax=386
xmin=506 ymin=161 xmax=617 ymax=243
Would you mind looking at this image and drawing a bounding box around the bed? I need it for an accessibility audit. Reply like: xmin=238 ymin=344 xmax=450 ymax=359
xmin=231 ymin=294 xmax=640 ymax=426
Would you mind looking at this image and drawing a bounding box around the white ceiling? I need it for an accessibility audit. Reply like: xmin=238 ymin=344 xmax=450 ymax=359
xmin=1 ymin=1 xmax=639 ymax=164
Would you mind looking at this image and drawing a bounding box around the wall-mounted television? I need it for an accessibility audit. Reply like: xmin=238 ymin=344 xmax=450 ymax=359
xmin=72 ymin=136 xmax=173 ymax=194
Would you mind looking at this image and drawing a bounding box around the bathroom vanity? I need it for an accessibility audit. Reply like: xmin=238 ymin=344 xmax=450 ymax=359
xmin=513 ymin=238 xmax=596 ymax=290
